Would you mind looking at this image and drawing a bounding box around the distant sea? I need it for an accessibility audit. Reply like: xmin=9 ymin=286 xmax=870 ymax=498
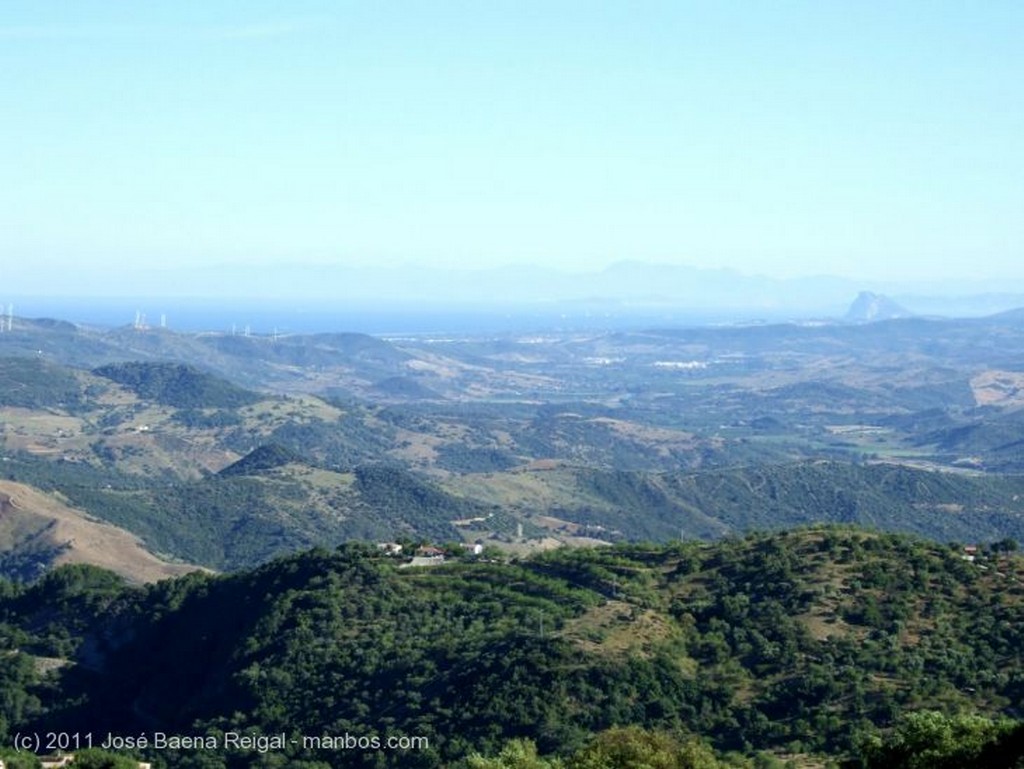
xmin=7 ymin=296 xmax=746 ymax=336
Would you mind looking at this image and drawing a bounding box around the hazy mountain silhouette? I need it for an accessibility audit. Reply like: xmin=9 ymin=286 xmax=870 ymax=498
xmin=844 ymin=291 xmax=913 ymax=322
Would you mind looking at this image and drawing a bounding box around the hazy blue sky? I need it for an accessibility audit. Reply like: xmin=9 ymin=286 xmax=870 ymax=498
xmin=3 ymin=1 xmax=1023 ymax=296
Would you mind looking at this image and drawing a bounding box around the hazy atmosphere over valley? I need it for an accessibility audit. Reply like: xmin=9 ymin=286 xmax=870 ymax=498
xmin=3 ymin=2 xmax=1024 ymax=768
xmin=4 ymin=1 xmax=1024 ymax=316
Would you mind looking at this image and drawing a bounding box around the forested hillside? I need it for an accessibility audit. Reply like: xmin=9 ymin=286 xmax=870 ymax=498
xmin=2 ymin=528 xmax=1023 ymax=768
xmin=92 ymin=362 xmax=262 ymax=410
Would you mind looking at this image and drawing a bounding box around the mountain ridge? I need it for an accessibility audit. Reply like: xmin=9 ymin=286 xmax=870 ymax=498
xmin=17 ymin=261 xmax=1024 ymax=321
xmin=3 ymin=528 xmax=1023 ymax=767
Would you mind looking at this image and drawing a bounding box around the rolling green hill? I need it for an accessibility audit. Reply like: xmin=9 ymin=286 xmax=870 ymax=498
xmin=0 ymin=451 xmax=496 ymax=572
xmin=2 ymin=528 xmax=1023 ymax=768
xmin=0 ymin=357 xmax=89 ymax=411
xmin=92 ymin=361 xmax=262 ymax=409
xmin=7 ymin=314 xmax=1024 ymax=582
xmin=0 ymin=319 xmax=415 ymax=395
xmin=455 ymin=460 xmax=1024 ymax=546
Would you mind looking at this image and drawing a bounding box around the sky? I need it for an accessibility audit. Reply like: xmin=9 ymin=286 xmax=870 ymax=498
xmin=3 ymin=1 xmax=1023 ymax=298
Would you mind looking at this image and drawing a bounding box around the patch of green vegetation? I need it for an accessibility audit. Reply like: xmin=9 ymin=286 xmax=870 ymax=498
xmin=169 ymin=407 xmax=243 ymax=429
xmin=92 ymin=362 xmax=261 ymax=409
xmin=563 ymin=461 xmax=1024 ymax=544
xmin=0 ymin=357 xmax=86 ymax=411
xmin=217 ymin=443 xmax=306 ymax=477
xmin=258 ymin=409 xmax=396 ymax=469
xmin=353 ymin=464 xmax=481 ymax=541
xmin=435 ymin=444 xmax=522 ymax=473
xmin=2 ymin=529 xmax=1023 ymax=767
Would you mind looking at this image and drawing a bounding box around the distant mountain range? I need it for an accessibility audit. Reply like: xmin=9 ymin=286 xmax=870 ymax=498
xmin=9 ymin=261 xmax=1024 ymax=330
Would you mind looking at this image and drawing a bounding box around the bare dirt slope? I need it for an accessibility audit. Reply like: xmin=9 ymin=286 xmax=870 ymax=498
xmin=971 ymin=369 xmax=1024 ymax=407
xmin=0 ymin=480 xmax=202 ymax=583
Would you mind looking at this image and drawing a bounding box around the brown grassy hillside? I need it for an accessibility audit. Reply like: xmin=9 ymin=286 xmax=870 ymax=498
xmin=0 ymin=480 xmax=202 ymax=583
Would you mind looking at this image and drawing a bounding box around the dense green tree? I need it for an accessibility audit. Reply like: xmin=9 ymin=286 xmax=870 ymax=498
xmin=856 ymin=711 xmax=1022 ymax=769
xmin=0 ymin=652 xmax=42 ymax=742
xmin=464 ymin=738 xmax=564 ymax=768
xmin=0 ymin=746 xmax=42 ymax=768
xmin=566 ymin=727 xmax=722 ymax=769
